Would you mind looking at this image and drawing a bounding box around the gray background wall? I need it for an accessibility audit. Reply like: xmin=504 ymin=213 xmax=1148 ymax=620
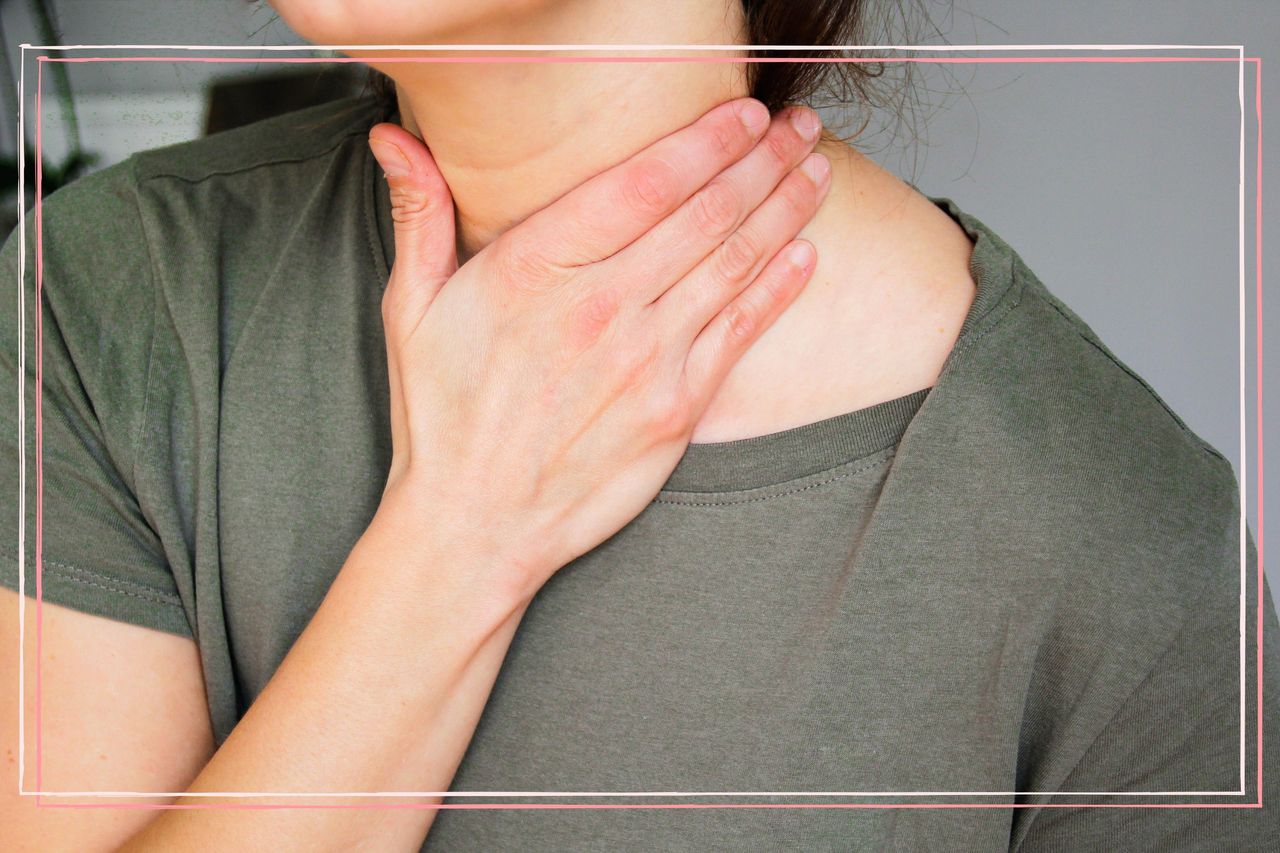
xmin=1 ymin=1 xmax=1275 ymax=597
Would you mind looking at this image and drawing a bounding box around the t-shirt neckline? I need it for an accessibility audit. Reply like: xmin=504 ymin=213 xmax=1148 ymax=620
xmin=366 ymin=106 xmax=1016 ymax=495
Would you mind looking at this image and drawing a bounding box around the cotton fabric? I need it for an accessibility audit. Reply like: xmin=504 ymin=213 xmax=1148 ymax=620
xmin=1 ymin=95 xmax=1275 ymax=850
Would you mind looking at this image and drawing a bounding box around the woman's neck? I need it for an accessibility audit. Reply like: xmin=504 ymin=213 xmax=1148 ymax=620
xmin=362 ymin=0 xmax=759 ymax=263
xmin=349 ymin=1 xmax=979 ymax=441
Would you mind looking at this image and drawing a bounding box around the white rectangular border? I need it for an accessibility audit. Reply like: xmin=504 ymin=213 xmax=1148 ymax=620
xmin=13 ymin=42 xmax=1253 ymax=800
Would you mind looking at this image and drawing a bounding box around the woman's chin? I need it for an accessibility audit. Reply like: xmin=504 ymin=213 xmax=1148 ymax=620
xmin=267 ymin=0 xmax=562 ymax=48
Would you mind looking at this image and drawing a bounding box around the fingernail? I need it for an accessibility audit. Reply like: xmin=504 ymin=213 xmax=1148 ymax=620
xmin=369 ymin=138 xmax=412 ymax=177
xmin=785 ymin=241 xmax=815 ymax=271
xmin=790 ymin=107 xmax=822 ymax=141
xmin=801 ymin=152 xmax=831 ymax=190
xmin=735 ymin=98 xmax=770 ymax=130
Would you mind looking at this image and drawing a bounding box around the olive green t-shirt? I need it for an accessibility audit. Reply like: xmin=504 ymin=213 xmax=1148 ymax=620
xmin=2 ymin=95 xmax=1276 ymax=850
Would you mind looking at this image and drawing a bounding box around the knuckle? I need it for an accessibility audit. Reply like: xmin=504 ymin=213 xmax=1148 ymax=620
xmin=380 ymin=286 xmax=398 ymax=322
xmin=714 ymin=229 xmax=760 ymax=284
xmin=621 ymin=157 xmax=680 ymax=218
xmin=380 ymin=297 xmax=397 ymax=335
xmin=689 ymin=179 xmax=741 ymax=239
xmin=567 ymin=287 xmax=622 ymax=350
xmin=388 ymin=184 xmax=435 ymax=227
xmin=759 ymin=271 xmax=788 ymax=305
xmin=761 ymin=128 xmax=792 ymax=168
xmin=723 ymin=300 xmax=757 ymax=340
xmin=780 ymin=171 xmax=815 ymax=217
xmin=707 ymin=118 xmax=742 ymax=159
xmin=614 ymin=337 xmax=663 ymax=392
xmin=645 ymin=387 xmax=691 ymax=442
xmin=381 ymin=279 xmax=410 ymax=323
xmin=495 ymin=236 xmax=554 ymax=292
xmin=380 ymin=280 xmax=431 ymax=340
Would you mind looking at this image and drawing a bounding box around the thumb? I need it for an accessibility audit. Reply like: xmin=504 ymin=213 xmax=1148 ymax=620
xmin=368 ymin=122 xmax=459 ymax=298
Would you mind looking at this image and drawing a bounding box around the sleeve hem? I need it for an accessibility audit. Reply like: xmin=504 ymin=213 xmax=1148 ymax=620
xmin=0 ymin=549 xmax=193 ymax=640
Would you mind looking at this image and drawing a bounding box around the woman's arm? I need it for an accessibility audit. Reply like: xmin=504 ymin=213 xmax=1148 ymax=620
xmin=0 ymin=498 xmax=529 ymax=853
xmin=0 ymin=591 xmax=215 ymax=852
xmin=117 ymin=495 xmax=533 ymax=851
xmin=1011 ymin=527 xmax=1279 ymax=851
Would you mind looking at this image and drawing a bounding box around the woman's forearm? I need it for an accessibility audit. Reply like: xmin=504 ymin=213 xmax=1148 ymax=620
xmin=118 ymin=497 xmax=536 ymax=852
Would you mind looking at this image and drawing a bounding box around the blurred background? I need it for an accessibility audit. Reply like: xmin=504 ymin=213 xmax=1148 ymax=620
xmin=0 ymin=0 xmax=1275 ymax=595
xmin=0 ymin=0 xmax=365 ymax=235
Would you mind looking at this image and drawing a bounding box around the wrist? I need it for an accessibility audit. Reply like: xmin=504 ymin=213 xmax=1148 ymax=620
xmin=362 ymin=481 xmax=554 ymax=614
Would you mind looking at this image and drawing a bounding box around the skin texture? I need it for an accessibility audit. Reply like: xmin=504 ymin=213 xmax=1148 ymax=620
xmin=0 ymin=592 xmax=215 ymax=851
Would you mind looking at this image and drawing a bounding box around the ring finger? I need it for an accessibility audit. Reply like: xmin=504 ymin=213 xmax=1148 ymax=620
xmin=649 ymin=152 xmax=832 ymax=346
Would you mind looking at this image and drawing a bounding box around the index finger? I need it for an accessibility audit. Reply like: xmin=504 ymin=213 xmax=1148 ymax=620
xmin=517 ymin=97 xmax=772 ymax=268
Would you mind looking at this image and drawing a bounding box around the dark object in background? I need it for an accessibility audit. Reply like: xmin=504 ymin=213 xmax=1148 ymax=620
xmin=0 ymin=146 xmax=95 ymax=240
xmin=0 ymin=0 xmax=100 ymax=239
xmin=202 ymin=66 xmax=366 ymax=136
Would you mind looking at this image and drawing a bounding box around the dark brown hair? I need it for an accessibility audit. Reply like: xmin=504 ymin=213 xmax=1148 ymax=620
xmin=358 ymin=0 xmax=944 ymax=151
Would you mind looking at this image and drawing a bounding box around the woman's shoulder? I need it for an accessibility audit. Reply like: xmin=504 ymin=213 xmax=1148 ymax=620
xmin=0 ymin=94 xmax=393 ymax=470
xmin=920 ymin=193 xmax=1233 ymax=470
xmin=21 ymin=95 xmax=386 ymax=286
xmin=7 ymin=94 xmax=385 ymax=273
xmin=129 ymin=94 xmax=382 ymax=186
xmin=904 ymin=207 xmax=1258 ymax=751
xmin=906 ymin=200 xmax=1243 ymax=583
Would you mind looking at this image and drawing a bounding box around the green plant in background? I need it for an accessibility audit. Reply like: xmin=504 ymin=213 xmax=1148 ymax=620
xmin=1 ymin=0 xmax=100 ymax=223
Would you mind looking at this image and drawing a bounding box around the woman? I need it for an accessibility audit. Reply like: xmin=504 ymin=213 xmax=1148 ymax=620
xmin=3 ymin=0 xmax=1276 ymax=850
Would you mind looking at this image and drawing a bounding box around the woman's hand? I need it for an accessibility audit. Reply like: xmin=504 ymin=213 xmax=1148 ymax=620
xmin=367 ymin=97 xmax=831 ymax=602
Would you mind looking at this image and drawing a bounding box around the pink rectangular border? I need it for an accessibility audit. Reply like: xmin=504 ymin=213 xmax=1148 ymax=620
xmin=12 ymin=48 xmax=1269 ymax=809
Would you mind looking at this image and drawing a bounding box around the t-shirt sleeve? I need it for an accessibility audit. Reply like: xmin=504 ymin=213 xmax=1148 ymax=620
xmin=1012 ymin=516 xmax=1280 ymax=850
xmin=0 ymin=160 xmax=193 ymax=639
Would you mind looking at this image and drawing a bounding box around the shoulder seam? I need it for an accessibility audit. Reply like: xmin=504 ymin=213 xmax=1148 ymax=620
xmin=1026 ymin=284 xmax=1229 ymax=466
xmin=135 ymin=125 xmax=367 ymax=188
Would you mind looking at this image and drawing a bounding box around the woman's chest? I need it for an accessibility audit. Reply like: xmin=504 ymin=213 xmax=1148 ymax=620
xmin=447 ymin=508 xmax=1034 ymax=798
xmin=207 ymin=282 xmax=1036 ymax=799
xmin=215 ymin=381 xmax=1034 ymax=794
